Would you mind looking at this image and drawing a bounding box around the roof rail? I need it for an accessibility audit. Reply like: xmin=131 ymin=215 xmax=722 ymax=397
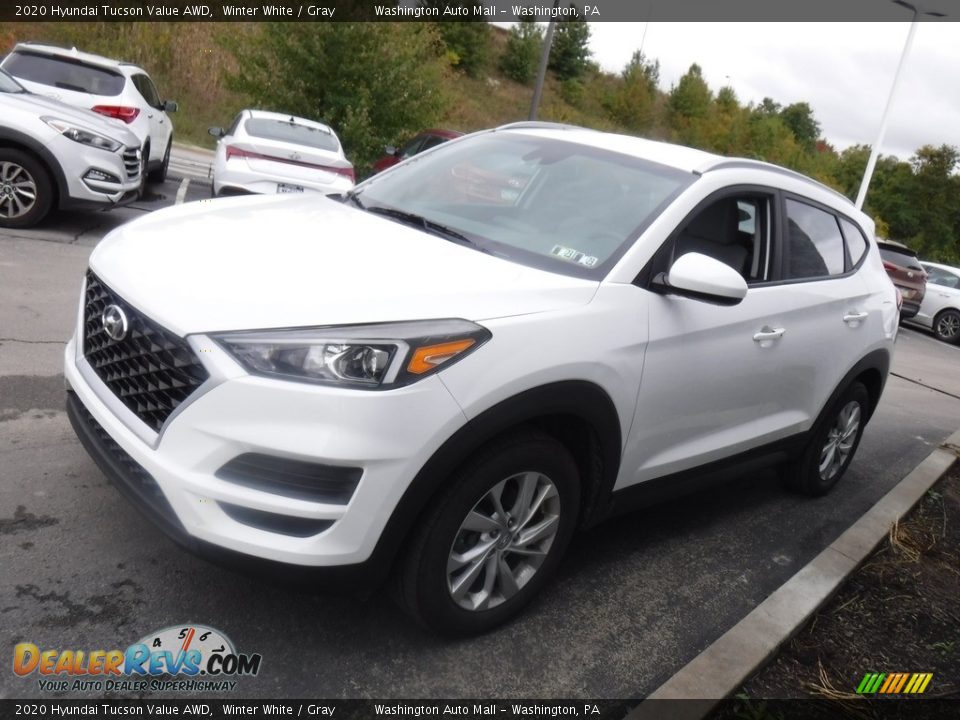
xmin=706 ymin=159 xmax=853 ymax=206
xmin=495 ymin=121 xmax=589 ymax=132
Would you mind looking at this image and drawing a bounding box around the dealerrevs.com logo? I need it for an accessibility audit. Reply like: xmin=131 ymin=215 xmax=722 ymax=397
xmin=13 ymin=624 xmax=262 ymax=693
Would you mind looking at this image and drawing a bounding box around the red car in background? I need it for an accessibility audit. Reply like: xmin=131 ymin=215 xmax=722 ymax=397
xmin=877 ymin=240 xmax=927 ymax=319
xmin=371 ymin=128 xmax=462 ymax=174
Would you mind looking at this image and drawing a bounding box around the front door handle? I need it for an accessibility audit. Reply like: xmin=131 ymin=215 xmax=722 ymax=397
xmin=843 ymin=312 xmax=868 ymax=325
xmin=753 ymin=326 xmax=786 ymax=344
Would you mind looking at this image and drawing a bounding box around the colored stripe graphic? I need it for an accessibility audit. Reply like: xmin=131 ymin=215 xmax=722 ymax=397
xmin=856 ymin=672 xmax=932 ymax=694
xmin=868 ymin=673 xmax=886 ymax=693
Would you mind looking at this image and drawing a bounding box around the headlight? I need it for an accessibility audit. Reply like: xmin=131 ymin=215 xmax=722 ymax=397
xmin=213 ymin=319 xmax=491 ymax=388
xmin=42 ymin=117 xmax=122 ymax=152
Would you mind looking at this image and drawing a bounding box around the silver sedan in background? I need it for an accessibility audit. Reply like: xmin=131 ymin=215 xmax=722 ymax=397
xmin=209 ymin=110 xmax=354 ymax=197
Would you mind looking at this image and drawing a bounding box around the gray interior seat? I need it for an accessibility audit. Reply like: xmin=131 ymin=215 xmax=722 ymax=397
xmin=675 ymin=199 xmax=750 ymax=276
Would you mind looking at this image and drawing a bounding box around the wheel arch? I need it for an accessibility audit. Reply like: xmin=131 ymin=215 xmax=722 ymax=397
xmin=364 ymin=380 xmax=623 ymax=587
xmin=0 ymin=128 xmax=65 ymax=207
xmin=825 ymin=348 xmax=890 ymax=425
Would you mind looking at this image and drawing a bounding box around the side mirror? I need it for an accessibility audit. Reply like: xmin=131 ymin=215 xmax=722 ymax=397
xmin=384 ymin=145 xmax=397 ymax=157
xmin=163 ymin=100 xmax=178 ymax=113
xmin=658 ymin=252 xmax=747 ymax=305
xmin=208 ymin=126 xmax=225 ymax=138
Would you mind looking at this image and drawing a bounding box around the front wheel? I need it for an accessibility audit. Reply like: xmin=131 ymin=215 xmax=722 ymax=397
xmin=0 ymin=150 xmax=53 ymax=228
xmin=398 ymin=432 xmax=580 ymax=636
xmin=933 ymin=309 xmax=960 ymax=344
xmin=783 ymin=382 xmax=869 ymax=497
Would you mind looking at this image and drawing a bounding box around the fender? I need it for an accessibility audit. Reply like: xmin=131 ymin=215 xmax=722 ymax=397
xmin=0 ymin=126 xmax=69 ymax=206
xmin=361 ymin=380 xmax=623 ymax=587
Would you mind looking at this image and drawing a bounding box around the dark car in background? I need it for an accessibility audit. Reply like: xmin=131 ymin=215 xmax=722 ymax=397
xmin=371 ymin=128 xmax=462 ymax=174
xmin=877 ymin=240 xmax=927 ymax=319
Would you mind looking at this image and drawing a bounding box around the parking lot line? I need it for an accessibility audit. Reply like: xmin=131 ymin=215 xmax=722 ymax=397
xmin=175 ymin=178 xmax=191 ymax=205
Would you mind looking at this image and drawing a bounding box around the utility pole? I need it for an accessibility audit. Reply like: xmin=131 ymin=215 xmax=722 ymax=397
xmin=529 ymin=0 xmax=561 ymax=120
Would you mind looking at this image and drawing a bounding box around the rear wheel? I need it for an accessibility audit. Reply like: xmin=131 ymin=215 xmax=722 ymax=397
xmin=0 ymin=150 xmax=53 ymax=229
xmin=398 ymin=432 xmax=580 ymax=636
xmin=933 ymin=309 xmax=960 ymax=344
xmin=783 ymin=382 xmax=868 ymax=497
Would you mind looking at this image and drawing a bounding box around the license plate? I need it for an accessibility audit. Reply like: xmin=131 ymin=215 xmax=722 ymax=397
xmin=277 ymin=183 xmax=304 ymax=194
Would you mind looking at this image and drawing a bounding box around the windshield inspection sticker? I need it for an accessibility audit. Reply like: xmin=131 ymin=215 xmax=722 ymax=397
xmin=551 ymin=245 xmax=599 ymax=268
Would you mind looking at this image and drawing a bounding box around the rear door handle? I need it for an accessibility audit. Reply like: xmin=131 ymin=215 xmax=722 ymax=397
xmin=753 ymin=327 xmax=785 ymax=343
xmin=843 ymin=312 xmax=868 ymax=324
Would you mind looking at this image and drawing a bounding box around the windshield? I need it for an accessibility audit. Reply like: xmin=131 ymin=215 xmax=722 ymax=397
xmin=244 ymin=117 xmax=340 ymax=153
xmin=0 ymin=70 xmax=26 ymax=93
xmin=355 ymin=132 xmax=695 ymax=279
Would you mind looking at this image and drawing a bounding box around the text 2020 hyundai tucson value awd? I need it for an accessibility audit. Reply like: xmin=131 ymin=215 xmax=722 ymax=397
xmin=65 ymin=123 xmax=897 ymax=635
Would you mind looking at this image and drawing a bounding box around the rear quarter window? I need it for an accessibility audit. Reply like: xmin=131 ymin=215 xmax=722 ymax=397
xmin=2 ymin=51 xmax=124 ymax=96
xmin=839 ymin=218 xmax=869 ymax=269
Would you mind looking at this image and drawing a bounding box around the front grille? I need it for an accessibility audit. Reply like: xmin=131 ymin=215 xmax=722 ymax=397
xmin=83 ymin=271 xmax=209 ymax=433
xmin=122 ymin=147 xmax=141 ymax=180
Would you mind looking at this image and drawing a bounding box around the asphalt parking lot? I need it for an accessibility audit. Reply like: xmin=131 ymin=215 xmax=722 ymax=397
xmin=1 ymin=182 xmax=959 ymax=700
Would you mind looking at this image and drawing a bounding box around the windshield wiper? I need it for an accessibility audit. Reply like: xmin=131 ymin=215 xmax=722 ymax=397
xmin=364 ymin=205 xmax=476 ymax=246
xmin=343 ymin=190 xmax=365 ymax=209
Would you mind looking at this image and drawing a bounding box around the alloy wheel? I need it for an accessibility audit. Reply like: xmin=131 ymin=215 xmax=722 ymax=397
xmin=819 ymin=400 xmax=861 ymax=482
xmin=447 ymin=471 xmax=561 ymax=612
xmin=936 ymin=312 xmax=960 ymax=341
xmin=0 ymin=161 xmax=38 ymax=219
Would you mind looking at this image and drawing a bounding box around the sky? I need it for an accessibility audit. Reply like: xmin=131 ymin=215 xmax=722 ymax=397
xmin=585 ymin=22 xmax=960 ymax=160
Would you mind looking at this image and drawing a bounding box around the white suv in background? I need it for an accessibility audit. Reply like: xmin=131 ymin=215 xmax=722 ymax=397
xmin=64 ymin=123 xmax=897 ymax=635
xmin=0 ymin=69 xmax=141 ymax=228
xmin=2 ymin=42 xmax=177 ymax=183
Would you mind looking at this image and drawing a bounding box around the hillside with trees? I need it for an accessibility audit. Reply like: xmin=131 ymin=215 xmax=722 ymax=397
xmin=2 ymin=20 xmax=957 ymax=263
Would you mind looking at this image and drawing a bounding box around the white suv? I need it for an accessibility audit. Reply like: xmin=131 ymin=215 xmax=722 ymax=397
xmin=0 ymin=70 xmax=142 ymax=227
xmin=64 ymin=124 xmax=897 ymax=635
xmin=2 ymin=43 xmax=177 ymax=182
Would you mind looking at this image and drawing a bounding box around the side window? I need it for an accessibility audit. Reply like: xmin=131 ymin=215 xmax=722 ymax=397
xmin=839 ymin=218 xmax=869 ymax=270
xmin=400 ymin=135 xmax=426 ymax=159
xmin=132 ymin=73 xmax=161 ymax=108
xmin=925 ymin=266 xmax=960 ymax=289
xmin=420 ymin=135 xmax=448 ymax=152
xmin=784 ymin=199 xmax=845 ymax=279
xmin=670 ymin=193 xmax=773 ymax=283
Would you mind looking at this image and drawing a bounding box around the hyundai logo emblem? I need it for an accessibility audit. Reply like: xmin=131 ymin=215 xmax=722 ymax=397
xmin=102 ymin=304 xmax=129 ymax=342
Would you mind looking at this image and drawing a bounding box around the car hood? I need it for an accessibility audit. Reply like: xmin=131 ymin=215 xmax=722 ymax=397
xmin=2 ymin=91 xmax=139 ymax=146
xmin=89 ymin=194 xmax=599 ymax=336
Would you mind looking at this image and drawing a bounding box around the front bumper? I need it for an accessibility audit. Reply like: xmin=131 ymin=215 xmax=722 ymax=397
xmin=57 ymin=139 xmax=142 ymax=208
xmin=64 ymin=327 xmax=468 ymax=572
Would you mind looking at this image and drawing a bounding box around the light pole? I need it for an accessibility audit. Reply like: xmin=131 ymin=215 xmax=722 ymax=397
xmin=855 ymin=1 xmax=945 ymax=209
xmin=529 ymin=0 xmax=561 ymax=121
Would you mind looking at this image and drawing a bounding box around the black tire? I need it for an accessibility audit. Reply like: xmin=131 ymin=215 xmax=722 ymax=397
xmin=148 ymin=139 xmax=171 ymax=184
xmin=0 ymin=149 xmax=54 ymax=229
xmin=933 ymin=309 xmax=960 ymax=345
xmin=783 ymin=381 xmax=869 ymax=497
xmin=398 ymin=431 xmax=580 ymax=636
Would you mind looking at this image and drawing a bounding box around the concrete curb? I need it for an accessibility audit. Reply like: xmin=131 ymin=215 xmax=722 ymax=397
xmin=626 ymin=428 xmax=960 ymax=720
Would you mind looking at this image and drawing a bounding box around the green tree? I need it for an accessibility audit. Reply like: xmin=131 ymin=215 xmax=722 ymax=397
xmin=426 ymin=3 xmax=491 ymax=78
xmin=667 ymin=63 xmax=712 ymax=146
xmin=605 ymin=50 xmax=659 ymax=133
xmin=225 ymin=23 xmax=448 ymax=175
xmin=549 ymin=6 xmax=591 ymax=81
xmin=500 ymin=17 xmax=542 ymax=85
xmin=779 ymin=102 xmax=821 ymax=151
